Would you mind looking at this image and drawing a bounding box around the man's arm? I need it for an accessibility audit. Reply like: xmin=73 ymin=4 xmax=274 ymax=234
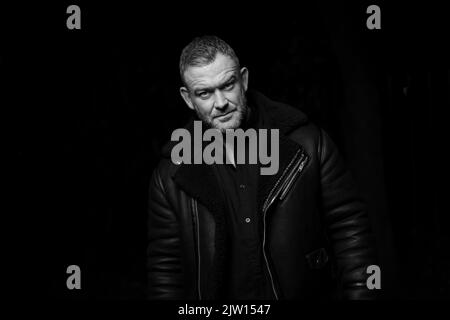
xmin=318 ymin=129 xmax=378 ymax=299
xmin=147 ymin=166 xmax=184 ymax=299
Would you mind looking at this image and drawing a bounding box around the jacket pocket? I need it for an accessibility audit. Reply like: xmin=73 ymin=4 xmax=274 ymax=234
xmin=305 ymin=247 xmax=329 ymax=270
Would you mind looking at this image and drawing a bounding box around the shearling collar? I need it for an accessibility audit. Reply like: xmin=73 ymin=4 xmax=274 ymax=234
xmin=249 ymin=90 xmax=308 ymax=135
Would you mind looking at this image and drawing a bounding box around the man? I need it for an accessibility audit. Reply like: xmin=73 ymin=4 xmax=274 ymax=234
xmin=147 ymin=35 xmax=377 ymax=300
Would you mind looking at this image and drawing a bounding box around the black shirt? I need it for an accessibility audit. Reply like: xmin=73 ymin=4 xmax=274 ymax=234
xmin=211 ymin=106 xmax=274 ymax=299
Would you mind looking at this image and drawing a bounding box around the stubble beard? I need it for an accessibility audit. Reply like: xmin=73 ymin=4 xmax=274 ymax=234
xmin=198 ymin=95 xmax=249 ymax=133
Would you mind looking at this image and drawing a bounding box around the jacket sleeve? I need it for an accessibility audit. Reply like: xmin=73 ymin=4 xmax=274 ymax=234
xmin=147 ymin=166 xmax=184 ymax=299
xmin=318 ymin=129 xmax=378 ymax=299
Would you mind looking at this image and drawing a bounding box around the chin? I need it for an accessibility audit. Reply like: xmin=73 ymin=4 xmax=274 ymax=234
xmin=213 ymin=116 xmax=241 ymax=132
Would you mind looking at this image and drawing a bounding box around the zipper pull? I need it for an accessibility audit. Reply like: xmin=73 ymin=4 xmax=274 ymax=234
xmin=279 ymin=152 xmax=309 ymax=201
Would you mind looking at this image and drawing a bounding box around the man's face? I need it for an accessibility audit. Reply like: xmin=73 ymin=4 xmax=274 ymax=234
xmin=180 ymin=53 xmax=249 ymax=131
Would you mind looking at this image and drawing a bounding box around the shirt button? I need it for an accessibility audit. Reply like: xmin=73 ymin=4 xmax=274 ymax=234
xmin=245 ymin=217 xmax=251 ymax=223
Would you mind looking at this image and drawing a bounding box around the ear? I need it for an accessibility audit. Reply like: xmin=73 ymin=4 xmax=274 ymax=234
xmin=240 ymin=67 xmax=249 ymax=92
xmin=180 ymin=86 xmax=195 ymax=110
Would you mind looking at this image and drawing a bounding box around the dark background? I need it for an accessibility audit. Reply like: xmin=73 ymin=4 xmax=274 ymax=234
xmin=5 ymin=1 xmax=449 ymax=299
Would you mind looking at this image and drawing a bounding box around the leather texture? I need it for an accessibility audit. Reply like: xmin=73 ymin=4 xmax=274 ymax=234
xmin=147 ymin=90 xmax=378 ymax=300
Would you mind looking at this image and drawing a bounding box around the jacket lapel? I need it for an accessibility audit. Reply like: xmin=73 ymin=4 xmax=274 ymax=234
xmin=169 ymin=121 xmax=228 ymax=299
xmin=257 ymin=135 xmax=302 ymax=213
xmin=248 ymin=91 xmax=307 ymax=213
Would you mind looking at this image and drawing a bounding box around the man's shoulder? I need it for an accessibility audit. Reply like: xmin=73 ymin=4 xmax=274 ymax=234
xmin=287 ymin=121 xmax=322 ymax=152
xmin=250 ymin=90 xmax=322 ymax=145
xmin=249 ymin=90 xmax=310 ymax=135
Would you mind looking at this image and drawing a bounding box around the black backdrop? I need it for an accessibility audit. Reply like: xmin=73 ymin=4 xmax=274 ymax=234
xmin=5 ymin=1 xmax=449 ymax=299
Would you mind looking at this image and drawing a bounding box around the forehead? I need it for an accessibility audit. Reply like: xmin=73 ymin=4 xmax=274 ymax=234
xmin=184 ymin=53 xmax=238 ymax=89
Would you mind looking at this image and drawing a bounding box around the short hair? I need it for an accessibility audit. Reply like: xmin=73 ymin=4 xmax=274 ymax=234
xmin=179 ymin=35 xmax=240 ymax=85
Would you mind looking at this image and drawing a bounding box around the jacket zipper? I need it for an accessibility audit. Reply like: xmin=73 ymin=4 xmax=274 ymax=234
xmin=279 ymin=152 xmax=309 ymax=201
xmin=191 ymin=198 xmax=202 ymax=300
xmin=261 ymin=148 xmax=309 ymax=300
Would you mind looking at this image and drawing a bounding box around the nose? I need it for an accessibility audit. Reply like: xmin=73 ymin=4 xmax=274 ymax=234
xmin=213 ymin=90 xmax=228 ymax=110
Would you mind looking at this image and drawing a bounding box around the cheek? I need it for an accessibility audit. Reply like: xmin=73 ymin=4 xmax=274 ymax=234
xmin=194 ymin=100 xmax=213 ymax=115
xmin=226 ymin=90 xmax=243 ymax=104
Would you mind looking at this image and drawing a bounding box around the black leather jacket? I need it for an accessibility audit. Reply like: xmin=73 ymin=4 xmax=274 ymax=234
xmin=147 ymin=91 xmax=377 ymax=300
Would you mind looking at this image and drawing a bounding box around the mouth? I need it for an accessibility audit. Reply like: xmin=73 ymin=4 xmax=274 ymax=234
xmin=215 ymin=110 xmax=235 ymax=122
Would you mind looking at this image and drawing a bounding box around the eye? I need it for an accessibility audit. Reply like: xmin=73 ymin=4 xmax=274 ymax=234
xmin=197 ymin=91 xmax=211 ymax=99
xmin=224 ymin=82 xmax=235 ymax=90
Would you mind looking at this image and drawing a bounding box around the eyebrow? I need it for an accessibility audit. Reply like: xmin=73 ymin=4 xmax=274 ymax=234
xmin=193 ymin=72 xmax=238 ymax=93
